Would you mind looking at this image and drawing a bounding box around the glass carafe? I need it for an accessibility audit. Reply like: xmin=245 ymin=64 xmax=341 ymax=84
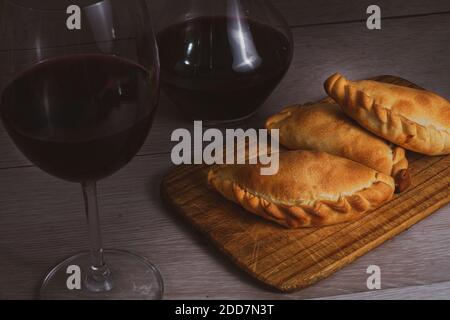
xmin=156 ymin=0 xmax=293 ymax=125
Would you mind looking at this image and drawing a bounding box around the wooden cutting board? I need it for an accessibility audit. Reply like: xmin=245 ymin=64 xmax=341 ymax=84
xmin=161 ymin=76 xmax=450 ymax=292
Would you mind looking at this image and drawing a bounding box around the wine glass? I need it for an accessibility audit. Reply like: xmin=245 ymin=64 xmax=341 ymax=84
xmin=0 ymin=0 xmax=163 ymax=299
xmin=156 ymin=0 xmax=293 ymax=126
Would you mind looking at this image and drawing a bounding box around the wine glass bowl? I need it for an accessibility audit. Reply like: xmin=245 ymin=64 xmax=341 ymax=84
xmin=1 ymin=54 xmax=157 ymax=183
xmin=0 ymin=0 xmax=163 ymax=299
xmin=156 ymin=0 xmax=294 ymax=125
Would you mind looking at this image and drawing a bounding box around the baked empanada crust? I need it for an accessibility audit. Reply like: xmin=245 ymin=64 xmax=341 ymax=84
xmin=208 ymin=151 xmax=395 ymax=228
xmin=265 ymin=103 xmax=409 ymax=191
xmin=325 ymin=73 xmax=450 ymax=155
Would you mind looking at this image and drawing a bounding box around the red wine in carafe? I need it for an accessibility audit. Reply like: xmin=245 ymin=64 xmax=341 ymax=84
xmin=157 ymin=16 xmax=293 ymax=123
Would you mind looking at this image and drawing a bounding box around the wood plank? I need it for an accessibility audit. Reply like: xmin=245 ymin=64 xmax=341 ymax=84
xmin=274 ymin=0 xmax=450 ymax=26
xmin=316 ymin=281 xmax=450 ymax=300
xmin=0 ymin=152 xmax=449 ymax=299
xmin=149 ymin=0 xmax=450 ymax=27
xmin=161 ymin=75 xmax=450 ymax=292
xmin=1 ymin=13 xmax=449 ymax=169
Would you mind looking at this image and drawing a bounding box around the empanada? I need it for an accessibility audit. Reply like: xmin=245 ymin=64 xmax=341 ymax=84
xmin=266 ymin=102 xmax=410 ymax=192
xmin=207 ymin=151 xmax=395 ymax=228
xmin=325 ymin=73 xmax=450 ymax=155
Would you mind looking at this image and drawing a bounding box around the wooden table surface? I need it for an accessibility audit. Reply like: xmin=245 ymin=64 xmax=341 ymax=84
xmin=1 ymin=0 xmax=449 ymax=299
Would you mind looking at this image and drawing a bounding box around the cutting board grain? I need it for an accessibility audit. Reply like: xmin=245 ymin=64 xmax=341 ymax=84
xmin=161 ymin=75 xmax=450 ymax=292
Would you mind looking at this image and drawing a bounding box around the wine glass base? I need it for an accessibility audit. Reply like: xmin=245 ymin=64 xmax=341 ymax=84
xmin=39 ymin=249 xmax=163 ymax=300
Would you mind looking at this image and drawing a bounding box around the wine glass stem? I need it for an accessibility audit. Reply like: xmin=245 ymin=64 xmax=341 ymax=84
xmin=82 ymin=181 xmax=113 ymax=292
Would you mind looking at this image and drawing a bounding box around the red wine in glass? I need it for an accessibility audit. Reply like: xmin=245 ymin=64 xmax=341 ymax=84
xmin=1 ymin=54 xmax=157 ymax=183
xmin=157 ymin=15 xmax=293 ymax=124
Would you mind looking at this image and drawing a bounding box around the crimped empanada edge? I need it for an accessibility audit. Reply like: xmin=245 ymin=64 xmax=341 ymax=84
xmin=324 ymin=73 xmax=450 ymax=156
xmin=207 ymin=169 xmax=394 ymax=229
xmin=265 ymin=105 xmax=298 ymax=130
xmin=391 ymin=146 xmax=411 ymax=193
